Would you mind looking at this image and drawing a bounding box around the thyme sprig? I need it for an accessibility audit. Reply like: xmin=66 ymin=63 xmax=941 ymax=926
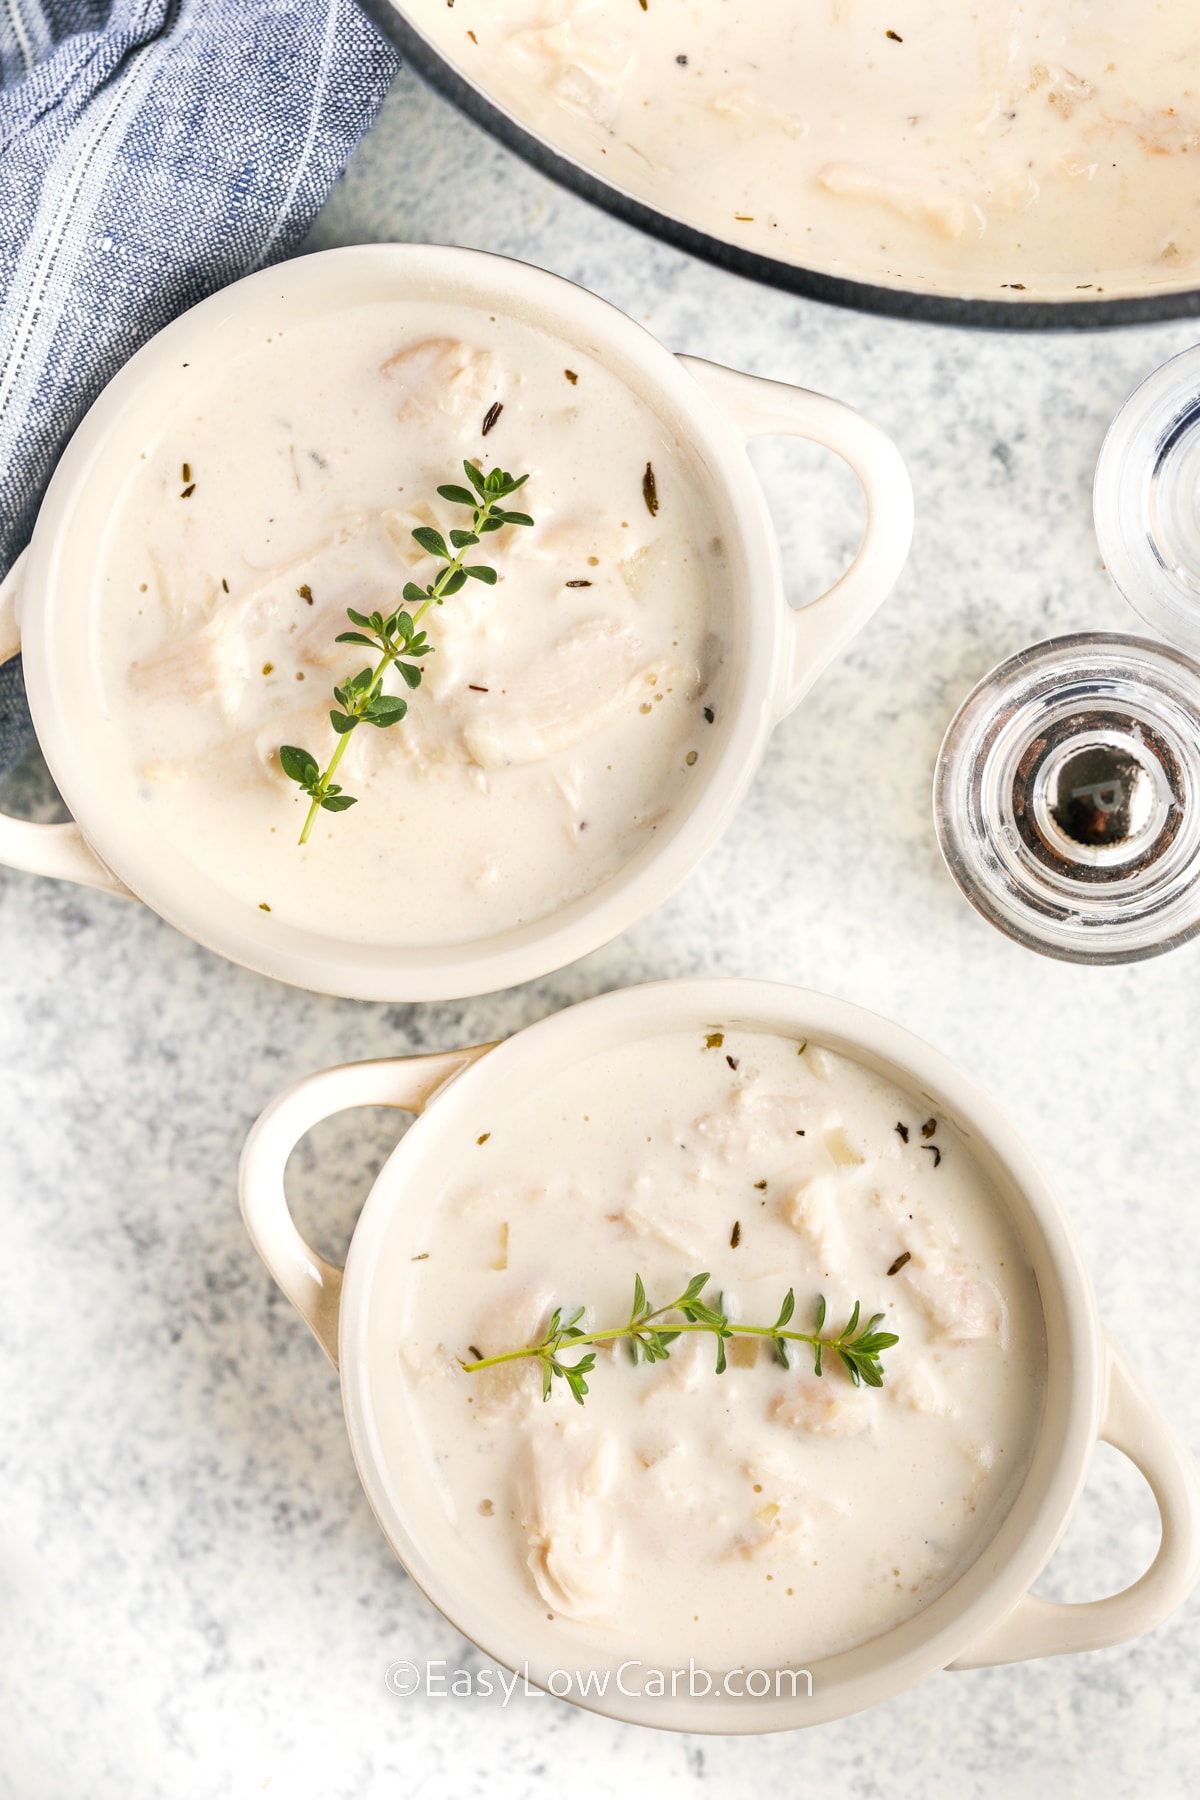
xmin=459 ymin=1272 xmax=898 ymax=1406
xmin=280 ymin=461 xmax=533 ymax=844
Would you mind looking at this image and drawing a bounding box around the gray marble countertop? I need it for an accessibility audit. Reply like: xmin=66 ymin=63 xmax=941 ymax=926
xmin=5 ymin=63 xmax=1200 ymax=1800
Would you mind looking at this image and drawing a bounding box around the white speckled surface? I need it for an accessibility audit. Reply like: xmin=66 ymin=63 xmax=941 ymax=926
xmin=4 ymin=64 xmax=1200 ymax=1800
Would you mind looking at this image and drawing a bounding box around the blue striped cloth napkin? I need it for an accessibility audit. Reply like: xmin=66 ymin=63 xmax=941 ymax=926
xmin=0 ymin=0 xmax=398 ymax=778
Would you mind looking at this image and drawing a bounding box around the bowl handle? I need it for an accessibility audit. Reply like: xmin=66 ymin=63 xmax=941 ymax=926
xmin=238 ymin=1047 xmax=494 ymax=1368
xmin=676 ymin=355 xmax=913 ymax=717
xmin=949 ymin=1332 xmax=1200 ymax=1668
xmin=0 ymin=550 xmax=131 ymax=896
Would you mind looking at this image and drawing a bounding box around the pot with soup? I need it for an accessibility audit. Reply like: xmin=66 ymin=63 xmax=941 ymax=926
xmin=375 ymin=0 xmax=1200 ymax=324
xmin=238 ymin=978 xmax=1200 ymax=1732
xmin=0 ymin=244 xmax=912 ymax=1000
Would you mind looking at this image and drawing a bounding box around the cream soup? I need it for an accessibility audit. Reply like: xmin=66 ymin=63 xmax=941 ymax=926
xmin=394 ymin=1027 xmax=1047 ymax=1671
xmin=96 ymin=301 xmax=725 ymax=946
xmin=409 ymin=0 xmax=1200 ymax=301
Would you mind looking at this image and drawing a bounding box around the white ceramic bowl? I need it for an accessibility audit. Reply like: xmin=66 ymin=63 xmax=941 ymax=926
xmin=0 ymin=244 xmax=912 ymax=1001
xmin=239 ymin=978 xmax=1200 ymax=1733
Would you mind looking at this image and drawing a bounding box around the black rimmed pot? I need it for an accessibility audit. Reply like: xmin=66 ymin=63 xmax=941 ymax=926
xmin=359 ymin=0 xmax=1200 ymax=333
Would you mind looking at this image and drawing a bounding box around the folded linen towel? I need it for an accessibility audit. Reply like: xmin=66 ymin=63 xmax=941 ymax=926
xmin=0 ymin=0 xmax=398 ymax=778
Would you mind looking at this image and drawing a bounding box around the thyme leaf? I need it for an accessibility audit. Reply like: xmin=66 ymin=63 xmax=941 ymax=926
xmin=459 ymin=1272 xmax=898 ymax=1406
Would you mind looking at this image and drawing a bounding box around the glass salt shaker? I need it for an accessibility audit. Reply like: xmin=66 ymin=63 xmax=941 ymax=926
xmin=1094 ymin=344 xmax=1200 ymax=656
xmin=934 ymin=633 xmax=1200 ymax=963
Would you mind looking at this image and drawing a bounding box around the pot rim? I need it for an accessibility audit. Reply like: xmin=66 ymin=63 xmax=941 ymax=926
xmin=335 ymin=978 xmax=1104 ymax=1732
xmin=361 ymin=0 xmax=1200 ymax=334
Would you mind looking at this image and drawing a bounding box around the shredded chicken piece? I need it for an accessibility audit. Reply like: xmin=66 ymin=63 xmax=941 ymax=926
xmin=710 ymin=85 xmax=806 ymax=140
xmin=616 ymin=538 xmax=673 ymax=603
xmin=612 ymin=1172 xmax=707 ymax=1260
xmin=1027 ymin=61 xmax=1095 ymax=122
xmin=770 ymin=1382 xmax=870 ymax=1439
xmin=903 ymin=1262 xmax=1007 ymax=1345
xmin=379 ymin=337 xmax=502 ymax=422
xmin=460 ymin=619 xmax=695 ymax=770
xmin=817 ymin=162 xmax=979 ymax=240
xmin=519 ymin=1431 xmax=622 ymax=1617
xmin=890 ymin=1361 xmax=954 ymax=1418
xmin=468 ymin=1282 xmax=554 ymax=1421
xmin=639 ymin=1333 xmax=711 ymax=1400
xmin=128 ymin=514 xmax=405 ymax=725
xmin=803 ymin=1047 xmax=839 ymax=1082
xmin=779 ymin=1175 xmax=841 ymax=1261
xmin=142 ymin=698 xmax=334 ymax=795
xmin=694 ymin=1088 xmax=810 ymax=1163
xmin=1085 ymin=103 xmax=1200 ymax=159
xmin=512 ymin=510 xmax=629 ymax=570
xmin=511 ymin=8 xmax=635 ymax=128
xmin=733 ymin=1452 xmax=848 ymax=1560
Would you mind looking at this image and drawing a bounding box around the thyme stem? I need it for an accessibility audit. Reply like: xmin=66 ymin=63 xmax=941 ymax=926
xmin=465 ymin=1318 xmax=866 ymax=1369
xmin=459 ymin=1272 xmax=898 ymax=1406
xmin=294 ymin=569 xmax=439 ymax=846
xmin=280 ymin=461 xmax=533 ymax=842
xmin=297 ymin=638 xmax=399 ymax=846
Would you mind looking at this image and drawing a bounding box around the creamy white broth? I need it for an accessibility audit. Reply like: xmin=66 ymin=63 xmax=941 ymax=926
xmin=96 ymin=301 xmax=725 ymax=946
xmin=409 ymin=0 xmax=1200 ymax=301
xmin=391 ymin=1029 xmax=1047 ymax=1671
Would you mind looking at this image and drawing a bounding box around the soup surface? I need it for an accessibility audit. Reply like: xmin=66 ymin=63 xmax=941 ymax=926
xmin=391 ymin=1026 xmax=1047 ymax=1671
xmin=409 ymin=0 xmax=1200 ymax=301
xmin=97 ymin=300 xmax=725 ymax=946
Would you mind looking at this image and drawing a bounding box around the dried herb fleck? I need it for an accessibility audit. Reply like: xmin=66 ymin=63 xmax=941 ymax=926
xmin=887 ymin=1251 xmax=911 ymax=1276
xmin=886 ymin=28 xmax=903 ymax=41
xmin=922 ymin=1144 xmax=942 ymax=1168
xmin=921 ymin=1118 xmax=937 ymax=1139
xmin=895 ymin=1122 xmax=910 ymax=1143
xmin=482 ymin=400 xmax=503 ymax=436
xmin=298 ymin=584 xmax=313 ymax=604
xmin=564 ymin=368 xmax=578 ymax=384
xmin=477 ymin=1132 xmax=491 ymax=1145
xmin=704 ymin=1031 xmax=725 ymax=1050
xmin=642 ymin=461 xmax=659 ymax=517
xmin=730 ymin=1220 xmax=741 ymax=1248
xmin=565 ymin=578 xmax=593 ymax=588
